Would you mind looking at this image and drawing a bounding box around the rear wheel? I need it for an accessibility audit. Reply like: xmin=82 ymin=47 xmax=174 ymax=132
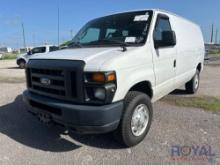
xmin=185 ymin=70 xmax=200 ymax=94
xmin=114 ymin=91 xmax=153 ymax=147
xmin=18 ymin=59 xmax=26 ymax=69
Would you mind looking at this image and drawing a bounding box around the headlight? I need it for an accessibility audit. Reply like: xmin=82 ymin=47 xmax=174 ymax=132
xmin=84 ymin=71 xmax=117 ymax=104
xmin=94 ymin=88 xmax=106 ymax=100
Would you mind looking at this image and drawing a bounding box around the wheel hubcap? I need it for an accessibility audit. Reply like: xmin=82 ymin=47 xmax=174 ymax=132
xmin=131 ymin=104 xmax=149 ymax=137
xmin=194 ymin=74 xmax=199 ymax=89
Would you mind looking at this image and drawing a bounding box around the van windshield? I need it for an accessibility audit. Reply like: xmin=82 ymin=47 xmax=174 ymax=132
xmin=69 ymin=11 xmax=152 ymax=47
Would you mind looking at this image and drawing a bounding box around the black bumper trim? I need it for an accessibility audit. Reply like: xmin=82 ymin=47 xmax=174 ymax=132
xmin=23 ymin=90 xmax=123 ymax=134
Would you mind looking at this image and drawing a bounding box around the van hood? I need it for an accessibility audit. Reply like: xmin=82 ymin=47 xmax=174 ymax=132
xmin=29 ymin=47 xmax=135 ymax=70
xmin=17 ymin=53 xmax=27 ymax=58
xmin=30 ymin=47 xmax=123 ymax=61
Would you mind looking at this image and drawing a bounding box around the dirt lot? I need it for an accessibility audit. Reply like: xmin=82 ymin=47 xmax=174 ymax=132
xmin=0 ymin=60 xmax=220 ymax=165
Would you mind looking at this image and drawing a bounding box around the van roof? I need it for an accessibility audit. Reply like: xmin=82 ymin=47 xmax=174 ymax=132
xmin=152 ymin=9 xmax=199 ymax=27
xmin=98 ymin=9 xmax=199 ymax=28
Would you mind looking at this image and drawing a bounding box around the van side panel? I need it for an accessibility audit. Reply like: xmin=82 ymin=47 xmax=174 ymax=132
xmin=169 ymin=15 xmax=205 ymax=88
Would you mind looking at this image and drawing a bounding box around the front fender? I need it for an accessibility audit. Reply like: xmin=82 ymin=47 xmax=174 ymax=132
xmin=112 ymin=63 xmax=155 ymax=102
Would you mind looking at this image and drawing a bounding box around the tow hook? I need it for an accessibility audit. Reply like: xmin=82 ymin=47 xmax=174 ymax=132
xmin=38 ymin=113 xmax=53 ymax=126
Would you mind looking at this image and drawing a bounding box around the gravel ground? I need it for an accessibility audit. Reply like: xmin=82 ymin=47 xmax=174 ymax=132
xmin=0 ymin=60 xmax=220 ymax=165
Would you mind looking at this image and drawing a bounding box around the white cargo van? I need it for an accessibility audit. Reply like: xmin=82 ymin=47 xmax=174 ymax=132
xmin=23 ymin=9 xmax=205 ymax=147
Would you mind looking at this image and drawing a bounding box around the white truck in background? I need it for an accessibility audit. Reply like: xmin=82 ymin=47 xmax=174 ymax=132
xmin=16 ymin=45 xmax=58 ymax=68
xmin=23 ymin=9 xmax=205 ymax=147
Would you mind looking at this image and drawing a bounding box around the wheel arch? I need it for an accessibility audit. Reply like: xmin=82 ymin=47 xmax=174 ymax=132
xmin=128 ymin=81 xmax=153 ymax=99
xmin=197 ymin=63 xmax=202 ymax=72
xmin=17 ymin=58 xmax=26 ymax=65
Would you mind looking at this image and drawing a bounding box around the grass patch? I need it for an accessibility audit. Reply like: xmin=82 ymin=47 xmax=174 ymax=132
xmin=0 ymin=53 xmax=17 ymax=60
xmin=162 ymin=96 xmax=220 ymax=115
xmin=209 ymin=49 xmax=220 ymax=55
xmin=209 ymin=53 xmax=220 ymax=57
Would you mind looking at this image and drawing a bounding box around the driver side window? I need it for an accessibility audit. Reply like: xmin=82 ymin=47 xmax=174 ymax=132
xmin=154 ymin=16 xmax=172 ymax=42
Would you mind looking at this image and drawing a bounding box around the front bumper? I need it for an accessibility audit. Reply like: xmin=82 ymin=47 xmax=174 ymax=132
xmin=23 ymin=90 xmax=123 ymax=134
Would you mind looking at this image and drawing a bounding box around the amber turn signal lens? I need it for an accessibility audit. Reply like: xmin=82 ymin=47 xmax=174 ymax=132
xmin=90 ymin=72 xmax=116 ymax=82
xmin=107 ymin=73 xmax=116 ymax=82
xmin=91 ymin=73 xmax=105 ymax=82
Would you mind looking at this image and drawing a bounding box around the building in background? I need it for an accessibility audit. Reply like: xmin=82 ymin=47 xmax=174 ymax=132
xmin=0 ymin=47 xmax=12 ymax=53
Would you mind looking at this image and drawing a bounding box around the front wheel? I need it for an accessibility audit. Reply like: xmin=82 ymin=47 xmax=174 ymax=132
xmin=114 ymin=91 xmax=153 ymax=147
xmin=185 ymin=70 xmax=200 ymax=94
xmin=18 ymin=59 xmax=26 ymax=69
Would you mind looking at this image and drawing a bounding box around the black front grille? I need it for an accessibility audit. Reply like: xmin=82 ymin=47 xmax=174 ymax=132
xmin=30 ymin=68 xmax=66 ymax=97
xmin=26 ymin=59 xmax=85 ymax=103
xmin=32 ymin=85 xmax=65 ymax=96
xmin=70 ymin=72 xmax=77 ymax=97
xmin=31 ymin=68 xmax=63 ymax=77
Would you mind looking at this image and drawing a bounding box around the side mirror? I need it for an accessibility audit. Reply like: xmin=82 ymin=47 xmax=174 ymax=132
xmin=27 ymin=50 xmax=32 ymax=55
xmin=155 ymin=31 xmax=176 ymax=49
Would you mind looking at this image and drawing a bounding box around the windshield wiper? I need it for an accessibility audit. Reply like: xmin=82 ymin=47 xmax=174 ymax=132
xmin=98 ymin=39 xmax=129 ymax=52
xmin=67 ymin=39 xmax=129 ymax=51
xmin=68 ymin=41 xmax=83 ymax=48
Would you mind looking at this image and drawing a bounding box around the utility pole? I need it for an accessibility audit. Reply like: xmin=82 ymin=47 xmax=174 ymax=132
xmin=211 ymin=24 xmax=214 ymax=43
xmin=215 ymin=29 xmax=218 ymax=44
xmin=57 ymin=5 xmax=60 ymax=46
xmin=22 ymin=23 xmax=26 ymax=48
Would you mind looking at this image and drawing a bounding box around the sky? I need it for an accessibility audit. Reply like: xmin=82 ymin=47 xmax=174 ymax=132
xmin=0 ymin=0 xmax=220 ymax=48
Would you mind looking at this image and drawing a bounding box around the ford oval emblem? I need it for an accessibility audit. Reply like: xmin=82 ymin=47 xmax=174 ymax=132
xmin=40 ymin=78 xmax=51 ymax=86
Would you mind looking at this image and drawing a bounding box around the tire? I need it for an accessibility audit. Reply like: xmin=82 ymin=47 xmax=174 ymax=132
xmin=18 ymin=60 xmax=26 ymax=69
xmin=185 ymin=70 xmax=200 ymax=94
xmin=114 ymin=91 xmax=153 ymax=147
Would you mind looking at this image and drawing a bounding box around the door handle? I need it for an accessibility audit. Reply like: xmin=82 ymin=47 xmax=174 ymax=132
xmin=174 ymin=60 xmax=176 ymax=68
